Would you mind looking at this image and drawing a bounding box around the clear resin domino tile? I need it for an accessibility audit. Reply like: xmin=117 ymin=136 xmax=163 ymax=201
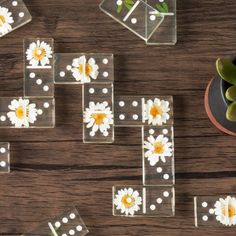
xmin=113 ymin=186 xmax=175 ymax=217
xmin=23 ymin=207 xmax=89 ymax=236
xmin=114 ymin=96 xmax=173 ymax=126
xmin=0 ymin=142 xmax=10 ymax=173
xmin=0 ymin=97 xmax=55 ymax=128
xmin=146 ymin=0 xmax=177 ymax=45
xmin=142 ymin=126 xmax=174 ymax=186
xmin=194 ymin=196 xmax=236 ymax=227
xmin=0 ymin=0 xmax=31 ymax=38
xmin=83 ymin=83 xmax=114 ymax=143
xmin=99 ymin=0 xmax=164 ymax=41
xmin=54 ymin=53 xmax=114 ymax=84
xmin=114 ymin=96 xmax=143 ymax=126
xmin=143 ymin=96 xmax=173 ymax=126
xmin=24 ymin=38 xmax=54 ymax=97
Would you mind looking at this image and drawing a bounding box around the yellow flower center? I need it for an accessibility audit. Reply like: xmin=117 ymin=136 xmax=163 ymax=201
xmin=150 ymin=105 xmax=162 ymax=117
xmin=153 ymin=142 xmax=164 ymax=154
xmin=0 ymin=15 xmax=5 ymax=27
xmin=33 ymin=47 xmax=46 ymax=60
xmin=121 ymin=194 xmax=135 ymax=208
xmin=15 ymin=106 xmax=25 ymax=119
xmin=92 ymin=113 xmax=107 ymax=125
xmin=222 ymin=204 xmax=236 ymax=218
xmin=79 ymin=63 xmax=92 ymax=76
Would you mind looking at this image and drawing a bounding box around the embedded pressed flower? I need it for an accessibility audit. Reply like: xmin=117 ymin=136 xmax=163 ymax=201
xmin=7 ymin=98 xmax=39 ymax=128
xmin=84 ymin=102 xmax=113 ymax=136
xmin=114 ymin=188 xmax=142 ymax=216
xmin=144 ymin=134 xmax=172 ymax=165
xmin=26 ymin=40 xmax=53 ymax=66
xmin=156 ymin=1 xmax=169 ymax=14
xmin=116 ymin=0 xmax=135 ymax=14
xmin=144 ymin=98 xmax=170 ymax=125
xmin=0 ymin=7 xmax=14 ymax=36
xmin=71 ymin=56 xmax=99 ymax=83
xmin=214 ymin=196 xmax=236 ymax=226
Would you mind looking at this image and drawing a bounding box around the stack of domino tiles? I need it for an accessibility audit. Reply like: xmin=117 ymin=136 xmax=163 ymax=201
xmin=112 ymin=96 xmax=175 ymax=217
xmin=0 ymin=38 xmax=55 ymax=173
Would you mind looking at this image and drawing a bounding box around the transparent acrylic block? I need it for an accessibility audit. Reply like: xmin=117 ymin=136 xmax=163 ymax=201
xmin=194 ymin=196 xmax=236 ymax=227
xmin=23 ymin=207 xmax=89 ymax=236
xmin=0 ymin=0 xmax=32 ymax=38
xmin=142 ymin=126 xmax=174 ymax=185
xmin=24 ymin=38 xmax=54 ymax=97
xmin=146 ymin=0 xmax=177 ymax=45
xmin=99 ymin=0 xmax=164 ymax=42
xmin=54 ymin=53 xmax=114 ymax=84
xmin=113 ymin=185 xmax=175 ymax=217
xmin=114 ymin=96 xmax=143 ymax=126
xmin=0 ymin=142 xmax=10 ymax=173
xmin=0 ymin=97 xmax=55 ymax=128
xmin=83 ymin=83 xmax=114 ymax=143
xmin=114 ymin=96 xmax=173 ymax=126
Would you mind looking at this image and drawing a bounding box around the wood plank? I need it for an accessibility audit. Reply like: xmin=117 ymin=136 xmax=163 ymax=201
xmin=0 ymin=0 xmax=236 ymax=235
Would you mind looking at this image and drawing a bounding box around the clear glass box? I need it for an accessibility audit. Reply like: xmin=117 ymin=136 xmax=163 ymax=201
xmin=54 ymin=53 xmax=114 ymax=84
xmin=0 ymin=97 xmax=55 ymax=128
xmin=113 ymin=185 xmax=175 ymax=217
xmin=100 ymin=0 xmax=176 ymax=44
xmin=23 ymin=207 xmax=89 ymax=236
xmin=0 ymin=142 xmax=10 ymax=173
xmin=83 ymin=83 xmax=114 ymax=143
xmin=142 ymin=126 xmax=174 ymax=185
xmin=0 ymin=0 xmax=31 ymax=38
xmin=24 ymin=38 xmax=54 ymax=97
xmin=114 ymin=96 xmax=173 ymax=127
xmin=194 ymin=196 xmax=236 ymax=227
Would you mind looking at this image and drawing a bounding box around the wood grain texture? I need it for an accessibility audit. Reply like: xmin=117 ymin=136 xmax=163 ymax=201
xmin=0 ymin=0 xmax=236 ymax=235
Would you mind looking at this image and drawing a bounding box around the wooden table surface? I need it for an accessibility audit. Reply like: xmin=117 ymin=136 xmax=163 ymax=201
xmin=0 ymin=0 xmax=236 ymax=235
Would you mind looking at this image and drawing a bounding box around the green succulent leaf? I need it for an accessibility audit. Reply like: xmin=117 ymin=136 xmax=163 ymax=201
xmin=226 ymin=102 xmax=236 ymax=121
xmin=156 ymin=2 xmax=169 ymax=13
xmin=216 ymin=58 xmax=236 ymax=85
xmin=225 ymin=86 xmax=236 ymax=102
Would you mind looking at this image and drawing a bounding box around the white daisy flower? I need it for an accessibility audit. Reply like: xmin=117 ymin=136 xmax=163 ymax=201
xmin=0 ymin=7 xmax=14 ymax=36
xmin=26 ymin=40 xmax=53 ymax=67
xmin=214 ymin=196 xmax=236 ymax=226
xmin=84 ymin=101 xmax=113 ymax=136
xmin=7 ymin=98 xmax=39 ymax=128
xmin=144 ymin=134 xmax=172 ymax=165
xmin=144 ymin=98 xmax=170 ymax=125
xmin=71 ymin=55 xmax=99 ymax=83
xmin=114 ymin=188 xmax=142 ymax=216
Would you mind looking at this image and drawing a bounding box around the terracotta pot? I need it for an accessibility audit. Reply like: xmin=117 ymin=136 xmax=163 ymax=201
xmin=204 ymin=58 xmax=236 ymax=136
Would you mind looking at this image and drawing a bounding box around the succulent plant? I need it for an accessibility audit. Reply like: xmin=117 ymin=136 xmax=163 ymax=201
xmin=216 ymin=58 xmax=236 ymax=122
